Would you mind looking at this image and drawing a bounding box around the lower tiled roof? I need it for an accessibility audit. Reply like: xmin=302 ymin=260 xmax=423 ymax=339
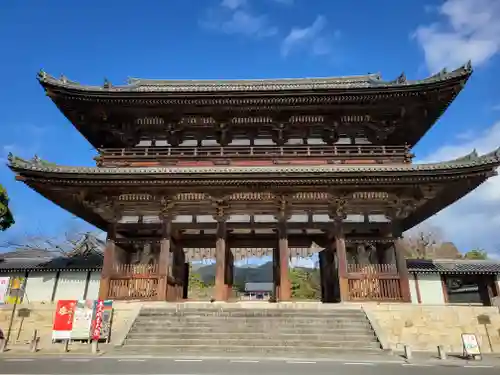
xmin=407 ymin=259 xmax=500 ymax=274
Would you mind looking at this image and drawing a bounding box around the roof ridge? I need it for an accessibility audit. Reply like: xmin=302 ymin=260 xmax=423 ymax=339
xmin=36 ymin=62 xmax=473 ymax=92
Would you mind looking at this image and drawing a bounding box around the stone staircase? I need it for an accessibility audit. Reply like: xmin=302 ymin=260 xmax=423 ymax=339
xmin=117 ymin=304 xmax=384 ymax=358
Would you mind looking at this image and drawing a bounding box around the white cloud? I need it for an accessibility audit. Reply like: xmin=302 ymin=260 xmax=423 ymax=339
xmin=202 ymin=0 xmax=278 ymax=38
xmin=281 ymin=15 xmax=337 ymax=57
xmin=492 ymin=104 xmax=500 ymax=111
xmin=413 ymin=0 xmax=500 ymax=73
xmin=414 ymin=122 xmax=500 ymax=255
xmin=221 ymin=0 xmax=247 ymax=10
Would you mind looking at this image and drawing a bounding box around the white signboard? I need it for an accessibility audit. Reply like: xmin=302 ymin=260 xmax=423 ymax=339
xmin=0 ymin=277 xmax=10 ymax=305
xmin=462 ymin=333 xmax=481 ymax=356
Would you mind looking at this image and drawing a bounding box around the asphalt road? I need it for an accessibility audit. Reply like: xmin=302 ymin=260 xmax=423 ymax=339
xmin=0 ymin=356 xmax=497 ymax=375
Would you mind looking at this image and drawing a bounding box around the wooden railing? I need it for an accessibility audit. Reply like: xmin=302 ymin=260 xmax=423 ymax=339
xmin=346 ymin=263 xmax=403 ymax=301
xmin=95 ymin=145 xmax=412 ymax=167
xmin=347 ymin=263 xmax=398 ymax=274
xmin=112 ymin=264 xmax=159 ymax=278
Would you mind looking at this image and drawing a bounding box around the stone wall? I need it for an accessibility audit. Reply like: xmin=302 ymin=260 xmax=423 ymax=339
xmin=364 ymin=303 xmax=500 ymax=353
xmin=0 ymin=301 xmax=139 ymax=349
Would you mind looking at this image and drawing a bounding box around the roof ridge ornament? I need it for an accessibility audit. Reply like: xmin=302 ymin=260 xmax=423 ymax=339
xmin=103 ymin=78 xmax=112 ymax=89
xmin=38 ymin=69 xmax=47 ymax=80
xmin=396 ymin=72 xmax=407 ymax=84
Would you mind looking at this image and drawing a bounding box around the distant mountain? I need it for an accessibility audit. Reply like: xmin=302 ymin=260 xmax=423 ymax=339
xmin=194 ymin=261 xmax=274 ymax=286
xmin=193 ymin=261 xmax=315 ymax=288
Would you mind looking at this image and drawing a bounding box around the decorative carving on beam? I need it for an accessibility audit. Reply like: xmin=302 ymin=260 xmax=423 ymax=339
xmin=274 ymin=194 xmax=292 ymax=221
xmin=83 ymin=196 xmax=122 ymax=222
xmin=327 ymin=193 xmax=349 ymax=221
xmin=118 ymin=193 xmax=156 ymax=202
xmin=351 ymin=191 xmax=390 ymax=200
xmin=211 ymin=196 xmax=230 ymax=222
xmin=271 ymin=123 xmax=289 ymax=146
xmin=160 ymin=195 xmax=175 ymax=218
xmin=228 ymin=192 xmax=276 ymax=201
xmin=212 ymin=114 xmax=233 ymax=146
xmin=292 ymin=192 xmax=329 ymax=201
xmin=175 ymin=193 xmax=210 ymax=201
xmin=321 ymin=120 xmax=340 ymax=145
xmin=364 ymin=120 xmax=398 ymax=143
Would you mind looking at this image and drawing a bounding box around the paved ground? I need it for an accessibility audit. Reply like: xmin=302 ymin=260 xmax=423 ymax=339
xmin=0 ymin=356 xmax=498 ymax=375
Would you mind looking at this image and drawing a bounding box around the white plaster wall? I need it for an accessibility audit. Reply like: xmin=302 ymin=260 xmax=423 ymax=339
xmin=409 ymin=276 xmax=419 ymax=304
xmin=54 ymin=271 xmax=88 ymax=300
xmin=418 ymin=274 xmax=445 ymax=305
xmin=497 ymin=275 xmax=500 ymax=293
xmin=85 ymin=271 xmax=101 ymax=300
xmin=24 ymin=272 xmax=57 ymax=302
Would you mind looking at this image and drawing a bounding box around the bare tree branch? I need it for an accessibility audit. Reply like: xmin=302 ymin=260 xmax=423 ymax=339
xmin=0 ymin=223 xmax=104 ymax=256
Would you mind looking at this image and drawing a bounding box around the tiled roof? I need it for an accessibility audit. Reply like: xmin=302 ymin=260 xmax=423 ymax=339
xmin=0 ymin=252 xmax=103 ymax=272
xmin=406 ymin=259 xmax=500 ymax=274
xmin=7 ymin=148 xmax=500 ymax=175
xmin=36 ymin=62 xmax=472 ymax=93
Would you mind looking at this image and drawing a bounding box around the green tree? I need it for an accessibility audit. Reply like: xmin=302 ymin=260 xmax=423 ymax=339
xmin=0 ymin=184 xmax=14 ymax=231
xmin=289 ymin=268 xmax=321 ymax=300
xmin=463 ymin=249 xmax=488 ymax=260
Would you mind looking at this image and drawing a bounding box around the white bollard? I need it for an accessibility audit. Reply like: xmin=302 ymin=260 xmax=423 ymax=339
xmin=91 ymin=340 xmax=99 ymax=354
xmin=29 ymin=330 xmax=39 ymax=353
xmin=437 ymin=345 xmax=447 ymax=360
xmin=404 ymin=345 xmax=412 ymax=360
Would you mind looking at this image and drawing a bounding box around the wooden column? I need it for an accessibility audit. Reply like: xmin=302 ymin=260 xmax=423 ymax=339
xmin=334 ymin=220 xmax=349 ymax=302
xmin=157 ymin=217 xmax=171 ymax=301
xmin=394 ymin=238 xmax=411 ymax=302
xmin=224 ymin=248 xmax=234 ymax=300
xmin=214 ymin=219 xmax=227 ymax=301
xmin=278 ymin=221 xmax=291 ymax=301
xmin=98 ymin=223 xmax=117 ymax=300
xmin=272 ymin=247 xmax=280 ymax=300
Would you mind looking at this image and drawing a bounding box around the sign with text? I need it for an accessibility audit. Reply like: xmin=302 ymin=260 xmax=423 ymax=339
xmin=0 ymin=277 xmax=10 ymax=304
xmin=71 ymin=300 xmax=94 ymax=340
xmin=52 ymin=300 xmax=76 ymax=340
xmin=91 ymin=299 xmax=104 ymax=341
xmin=462 ymin=333 xmax=481 ymax=356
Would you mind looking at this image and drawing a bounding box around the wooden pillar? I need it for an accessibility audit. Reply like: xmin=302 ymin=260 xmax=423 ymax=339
xmin=334 ymin=221 xmax=349 ymax=302
xmin=272 ymin=247 xmax=280 ymax=299
xmin=98 ymin=223 xmax=117 ymax=300
xmin=176 ymin=249 xmax=186 ymax=300
xmin=214 ymin=219 xmax=227 ymax=301
xmin=394 ymin=238 xmax=411 ymax=302
xmin=225 ymin=248 xmax=234 ymax=300
xmin=278 ymin=221 xmax=291 ymax=301
xmin=157 ymin=217 xmax=171 ymax=301
xmin=183 ymin=263 xmax=190 ymax=300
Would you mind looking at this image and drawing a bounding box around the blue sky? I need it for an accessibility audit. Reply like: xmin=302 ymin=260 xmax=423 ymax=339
xmin=1 ymin=0 xmax=499 ymax=257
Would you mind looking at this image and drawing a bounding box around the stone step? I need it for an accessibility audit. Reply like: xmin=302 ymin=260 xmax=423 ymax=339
xmin=126 ymin=331 xmax=378 ymax=341
xmin=134 ymin=316 xmax=370 ymax=324
xmin=117 ymin=344 xmax=383 ymax=356
xmin=124 ymin=338 xmax=380 ymax=348
xmin=138 ymin=309 xmax=365 ymax=318
xmin=132 ymin=320 xmax=372 ymax=329
xmin=129 ymin=324 xmax=374 ymax=335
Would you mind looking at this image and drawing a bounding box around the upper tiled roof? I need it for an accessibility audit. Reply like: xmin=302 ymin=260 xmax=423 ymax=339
xmin=37 ymin=62 xmax=472 ymax=93
xmin=7 ymin=148 xmax=500 ymax=176
xmin=406 ymin=259 xmax=500 ymax=274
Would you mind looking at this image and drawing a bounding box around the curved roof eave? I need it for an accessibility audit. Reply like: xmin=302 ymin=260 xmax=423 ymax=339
xmin=36 ymin=62 xmax=473 ymax=95
xmin=7 ymin=147 xmax=500 ymax=178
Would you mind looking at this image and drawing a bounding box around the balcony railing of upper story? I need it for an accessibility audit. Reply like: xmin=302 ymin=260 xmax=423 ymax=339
xmin=95 ymin=145 xmax=413 ymax=167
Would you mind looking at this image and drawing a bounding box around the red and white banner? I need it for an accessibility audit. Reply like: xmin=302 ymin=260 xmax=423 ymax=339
xmin=52 ymin=300 xmax=76 ymax=340
xmin=91 ymin=299 xmax=104 ymax=341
